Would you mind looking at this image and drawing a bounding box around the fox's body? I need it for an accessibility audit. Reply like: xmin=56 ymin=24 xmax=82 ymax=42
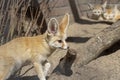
xmin=0 ymin=13 xmax=70 ymax=80
xmin=0 ymin=35 xmax=51 ymax=79
xmin=103 ymin=5 xmax=120 ymax=22
xmin=88 ymin=1 xmax=107 ymax=20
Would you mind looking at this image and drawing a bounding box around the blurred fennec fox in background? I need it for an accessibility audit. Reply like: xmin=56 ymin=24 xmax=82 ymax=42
xmin=103 ymin=5 xmax=120 ymax=22
xmin=0 ymin=13 xmax=70 ymax=80
xmin=88 ymin=1 xmax=107 ymax=20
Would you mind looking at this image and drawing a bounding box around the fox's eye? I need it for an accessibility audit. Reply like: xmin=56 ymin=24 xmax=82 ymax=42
xmin=58 ymin=40 xmax=62 ymax=43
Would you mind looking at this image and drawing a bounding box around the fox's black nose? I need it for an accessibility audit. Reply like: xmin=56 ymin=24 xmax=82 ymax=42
xmin=67 ymin=46 xmax=69 ymax=49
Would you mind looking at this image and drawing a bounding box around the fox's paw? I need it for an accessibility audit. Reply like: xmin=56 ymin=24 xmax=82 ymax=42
xmin=41 ymin=77 xmax=46 ymax=80
xmin=44 ymin=62 xmax=51 ymax=76
xmin=45 ymin=62 xmax=51 ymax=69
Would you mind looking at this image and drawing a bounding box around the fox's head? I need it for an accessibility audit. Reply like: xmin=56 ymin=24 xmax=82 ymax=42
xmin=46 ymin=13 xmax=69 ymax=50
xmin=88 ymin=1 xmax=107 ymax=16
xmin=103 ymin=5 xmax=118 ymax=20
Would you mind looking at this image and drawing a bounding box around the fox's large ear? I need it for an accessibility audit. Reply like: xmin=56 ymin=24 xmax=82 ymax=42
xmin=112 ymin=5 xmax=118 ymax=13
xmin=102 ymin=1 xmax=107 ymax=8
xmin=101 ymin=1 xmax=107 ymax=12
xmin=114 ymin=5 xmax=118 ymax=11
xmin=47 ymin=18 xmax=59 ymax=35
xmin=88 ymin=3 xmax=94 ymax=10
xmin=59 ymin=13 xmax=69 ymax=33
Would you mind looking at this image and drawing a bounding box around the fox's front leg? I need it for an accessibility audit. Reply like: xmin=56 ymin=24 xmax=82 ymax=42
xmin=33 ymin=62 xmax=46 ymax=80
xmin=44 ymin=61 xmax=51 ymax=76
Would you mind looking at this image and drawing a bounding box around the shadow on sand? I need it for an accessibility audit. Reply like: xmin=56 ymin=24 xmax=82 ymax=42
xmin=67 ymin=37 xmax=90 ymax=43
xmin=8 ymin=75 xmax=39 ymax=80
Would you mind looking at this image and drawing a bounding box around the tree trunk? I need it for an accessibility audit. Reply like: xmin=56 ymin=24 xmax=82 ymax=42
xmin=76 ymin=20 xmax=120 ymax=67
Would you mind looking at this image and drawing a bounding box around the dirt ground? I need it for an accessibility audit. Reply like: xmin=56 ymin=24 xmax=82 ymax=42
xmin=9 ymin=21 xmax=120 ymax=80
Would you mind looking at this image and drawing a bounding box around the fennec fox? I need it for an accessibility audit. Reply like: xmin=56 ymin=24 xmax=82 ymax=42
xmin=0 ymin=13 xmax=70 ymax=80
xmin=88 ymin=1 xmax=107 ymax=20
xmin=103 ymin=5 xmax=120 ymax=22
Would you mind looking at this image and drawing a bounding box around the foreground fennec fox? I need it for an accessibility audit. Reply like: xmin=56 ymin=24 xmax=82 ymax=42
xmin=0 ymin=13 xmax=70 ymax=80
xmin=103 ymin=5 xmax=120 ymax=22
xmin=88 ymin=1 xmax=107 ymax=20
